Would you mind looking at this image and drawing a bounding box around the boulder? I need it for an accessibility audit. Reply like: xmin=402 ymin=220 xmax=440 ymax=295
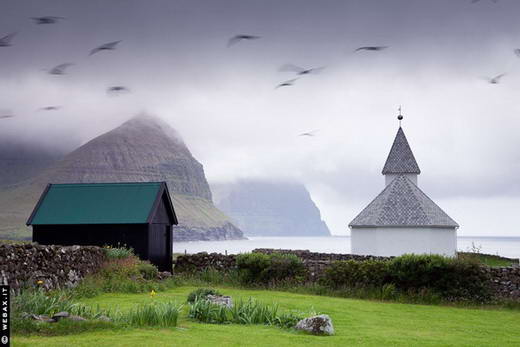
xmin=206 ymin=294 xmax=233 ymax=308
xmin=68 ymin=315 xmax=87 ymax=321
xmin=295 ymin=314 xmax=334 ymax=336
xmin=52 ymin=311 xmax=70 ymax=321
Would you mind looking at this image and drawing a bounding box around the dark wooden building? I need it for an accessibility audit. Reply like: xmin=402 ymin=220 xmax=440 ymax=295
xmin=27 ymin=182 xmax=178 ymax=272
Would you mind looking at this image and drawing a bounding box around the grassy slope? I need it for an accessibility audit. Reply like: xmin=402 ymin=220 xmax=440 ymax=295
xmin=14 ymin=286 xmax=520 ymax=347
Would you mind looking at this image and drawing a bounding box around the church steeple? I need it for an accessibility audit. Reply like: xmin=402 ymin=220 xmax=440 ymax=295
xmin=382 ymin=113 xmax=420 ymax=186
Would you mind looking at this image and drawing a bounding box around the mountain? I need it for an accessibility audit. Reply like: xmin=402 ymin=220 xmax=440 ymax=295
xmin=0 ymin=140 xmax=63 ymax=188
xmin=213 ymin=180 xmax=330 ymax=237
xmin=0 ymin=115 xmax=244 ymax=241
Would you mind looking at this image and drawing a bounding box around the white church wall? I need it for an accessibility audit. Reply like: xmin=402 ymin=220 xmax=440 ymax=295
xmin=385 ymin=174 xmax=417 ymax=186
xmin=351 ymin=227 xmax=457 ymax=257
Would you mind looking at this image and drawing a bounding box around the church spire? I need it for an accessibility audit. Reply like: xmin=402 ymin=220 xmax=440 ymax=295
xmin=382 ymin=110 xmax=421 ymax=186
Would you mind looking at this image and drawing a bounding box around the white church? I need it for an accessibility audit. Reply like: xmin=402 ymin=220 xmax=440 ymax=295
xmin=349 ymin=115 xmax=459 ymax=257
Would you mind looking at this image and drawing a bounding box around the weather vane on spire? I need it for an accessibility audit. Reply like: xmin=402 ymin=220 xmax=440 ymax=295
xmin=397 ymin=105 xmax=403 ymax=127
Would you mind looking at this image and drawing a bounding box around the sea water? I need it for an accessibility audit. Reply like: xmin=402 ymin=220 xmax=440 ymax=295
xmin=173 ymin=236 xmax=520 ymax=259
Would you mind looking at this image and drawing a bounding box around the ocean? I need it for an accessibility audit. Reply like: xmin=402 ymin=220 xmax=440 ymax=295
xmin=173 ymin=236 xmax=520 ymax=259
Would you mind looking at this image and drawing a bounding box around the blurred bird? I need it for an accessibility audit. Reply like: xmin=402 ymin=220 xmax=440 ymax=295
xmin=354 ymin=46 xmax=388 ymax=52
xmin=107 ymin=86 xmax=130 ymax=94
xmin=471 ymin=0 xmax=498 ymax=3
xmin=514 ymin=49 xmax=520 ymax=58
xmin=89 ymin=40 xmax=122 ymax=56
xmin=0 ymin=115 xmax=14 ymax=119
xmin=39 ymin=106 xmax=61 ymax=111
xmin=48 ymin=63 xmax=73 ymax=75
xmin=0 ymin=33 xmax=17 ymax=47
xmin=279 ymin=64 xmax=325 ymax=76
xmin=275 ymin=79 xmax=298 ymax=89
xmin=484 ymin=73 xmax=506 ymax=84
xmin=227 ymin=35 xmax=260 ymax=47
xmin=31 ymin=16 xmax=65 ymax=24
xmin=299 ymin=130 xmax=319 ymax=137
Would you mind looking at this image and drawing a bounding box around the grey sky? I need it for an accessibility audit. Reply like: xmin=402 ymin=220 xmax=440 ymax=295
xmin=1 ymin=0 xmax=520 ymax=237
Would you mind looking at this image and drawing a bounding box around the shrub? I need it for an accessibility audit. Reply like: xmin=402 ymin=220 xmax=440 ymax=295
xmin=187 ymin=288 xmax=222 ymax=303
xmin=117 ymin=301 xmax=182 ymax=327
xmin=321 ymin=259 xmax=390 ymax=288
xmin=188 ymin=297 xmax=305 ymax=328
xmin=137 ymin=262 xmax=159 ymax=280
xmin=388 ymin=254 xmax=492 ymax=302
xmin=236 ymin=252 xmax=306 ymax=284
xmin=104 ymin=245 xmax=134 ymax=259
xmin=12 ymin=288 xmax=77 ymax=316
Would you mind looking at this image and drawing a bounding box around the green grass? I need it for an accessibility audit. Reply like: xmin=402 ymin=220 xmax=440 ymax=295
xmin=13 ymin=286 xmax=520 ymax=346
xmin=458 ymin=252 xmax=518 ymax=267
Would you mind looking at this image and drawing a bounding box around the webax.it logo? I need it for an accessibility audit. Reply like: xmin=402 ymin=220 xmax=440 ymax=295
xmin=1 ymin=285 xmax=9 ymax=347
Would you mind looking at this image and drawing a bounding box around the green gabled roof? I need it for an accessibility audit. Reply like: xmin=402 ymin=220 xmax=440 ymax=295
xmin=27 ymin=182 xmax=174 ymax=225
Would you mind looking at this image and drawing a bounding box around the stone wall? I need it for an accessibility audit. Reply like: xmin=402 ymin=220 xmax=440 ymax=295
xmin=0 ymin=243 xmax=106 ymax=291
xmin=487 ymin=266 xmax=520 ymax=300
xmin=174 ymin=252 xmax=237 ymax=273
xmin=174 ymin=249 xmax=520 ymax=300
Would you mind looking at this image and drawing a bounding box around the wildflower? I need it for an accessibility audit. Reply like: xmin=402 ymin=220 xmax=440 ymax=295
xmin=36 ymin=280 xmax=44 ymax=285
xmin=150 ymin=289 xmax=156 ymax=298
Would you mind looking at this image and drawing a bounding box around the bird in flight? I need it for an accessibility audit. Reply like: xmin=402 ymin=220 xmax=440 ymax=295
xmin=89 ymin=40 xmax=122 ymax=56
xmin=275 ymin=78 xmax=298 ymax=89
xmin=107 ymin=86 xmax=130 ymax=94
xmin=299 ymin=130 xmax=319 ymax=137
xmin=279 ymin=64 xmax=325 ymax=76
xmin=0 ymin=33 xmax=17 ymax=47
xmin=484 ymin=73 xmax=506 ymax=84
xmin=31 ymin=16 xmax=65 ymax=24
xmin=48 ymin=63 xmax=74 ymax=75
xmin=471 ymin=0 xmax=498 ymax=3
xmin=514 ymin=49 xmax=520 ymax=58
xmin=227 ymin=35 xmax=260 ymax=47
xmin=0 ymin=115 xmax=14 ymax=119
xmin=39 ymin=106 xmax=61 ymax=111
xmin=354 ymin=46 xmax=388 ymax=52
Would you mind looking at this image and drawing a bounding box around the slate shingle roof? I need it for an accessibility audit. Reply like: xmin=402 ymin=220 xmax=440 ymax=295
xmin=349 ymin=175 xmax=458 ymax=228
xmin=382 ymin=127 xmax=421 ymax=175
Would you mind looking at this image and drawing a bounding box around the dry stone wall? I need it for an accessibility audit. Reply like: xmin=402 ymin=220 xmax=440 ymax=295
xmin=0 ymin=243 xmax=106 ymax=291
xmin=174 ymin=249 xmax=520 ymax=300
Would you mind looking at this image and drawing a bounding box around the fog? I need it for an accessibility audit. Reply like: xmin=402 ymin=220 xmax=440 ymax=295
xmin=1 ymin=0 xmax=519 ymax=236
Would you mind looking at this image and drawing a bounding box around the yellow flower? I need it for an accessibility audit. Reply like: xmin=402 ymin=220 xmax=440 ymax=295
xmin=150 ymin=290 xmax=156 ymax=298
xmin=36 ymin=280 xmax=44 ymax=285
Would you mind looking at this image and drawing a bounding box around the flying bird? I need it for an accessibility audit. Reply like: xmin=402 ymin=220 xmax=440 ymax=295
xmin=0 ymin=33 xmax=17 ymax=47
xmin=484 ymin=73 xmax=506 ymax=84
xmin=31 ymin=16 xmax=65 ymax=24
xmin=227 ymin=35 xmax=260 ymax=47
xmin=471 ymin=0 xmax=498 ymax=3
xmin=275 ymin=78 xmax=298 ymax=89
xmin=0 ymin=115 xmax=14 ymax=119
xmin=107 ymin=86 xmax=130 ymax=94
xmin=279 ymin=64 xmax=325 ymax=75
xmin=89 ymin=40 xmax=122 ymax=56
xmin=299 ymin=130 xmax=319 ymax=137
xmin=514 ymin=49 xmax=520 ymax=58
xmin=354 ymin=46 xmax=388 ymax=52
xmin=48 ymin=63 xmax=73 ymax=75
xmin=39 ymin=106 xmax=61 ymax=111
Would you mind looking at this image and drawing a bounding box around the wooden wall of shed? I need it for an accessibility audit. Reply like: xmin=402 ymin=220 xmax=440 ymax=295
xmin=33 ymin=224 xmax=148 ymax=262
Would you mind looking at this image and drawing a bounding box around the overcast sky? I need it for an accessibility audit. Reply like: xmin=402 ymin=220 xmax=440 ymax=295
xmin=1 ymin=0 xmax=520 ymax=237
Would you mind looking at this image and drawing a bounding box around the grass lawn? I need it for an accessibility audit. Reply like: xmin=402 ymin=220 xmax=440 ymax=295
xmin=13 ymin=286 xmax=520 ymax=347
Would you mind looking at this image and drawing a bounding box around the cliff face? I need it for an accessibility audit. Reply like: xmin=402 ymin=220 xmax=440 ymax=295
xmin=0 ymin=115 xmax=243 ymax=241
xmin=0 ymin=140 xmax=62 ymax=188
xmin=213 ymin=180 xmax=330 ymax=237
